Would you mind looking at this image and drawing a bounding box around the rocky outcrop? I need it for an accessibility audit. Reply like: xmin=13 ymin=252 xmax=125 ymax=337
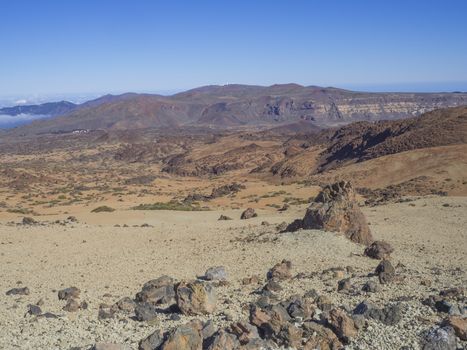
xmin=287 ymin=181 xmax=373 ymax=245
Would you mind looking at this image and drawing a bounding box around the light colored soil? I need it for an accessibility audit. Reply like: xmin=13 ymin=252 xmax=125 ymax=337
xmin=0 ymin=195 xmax=466 ymax=349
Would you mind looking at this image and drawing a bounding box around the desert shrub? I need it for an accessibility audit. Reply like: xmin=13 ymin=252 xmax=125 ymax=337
xmin=132 ymin=201 xmax=209 ymax=211
xmin=91 ymin=205 xmax=115 ymax=213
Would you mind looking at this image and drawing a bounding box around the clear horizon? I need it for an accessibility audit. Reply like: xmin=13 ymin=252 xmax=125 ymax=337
xmin=1 ymin=0 xmax=467 ymax=96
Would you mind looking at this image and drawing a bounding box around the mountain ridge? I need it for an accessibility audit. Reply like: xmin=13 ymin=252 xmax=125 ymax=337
xmin=4 ymin=83 xmax=467 ymax=135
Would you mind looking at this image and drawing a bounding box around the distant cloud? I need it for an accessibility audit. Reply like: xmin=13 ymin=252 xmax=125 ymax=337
xmin=0 ymin=113 xmax=50 ymax=129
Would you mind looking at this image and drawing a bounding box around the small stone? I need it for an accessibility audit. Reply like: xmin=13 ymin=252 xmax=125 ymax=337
xmin=63 ymin=299 xmax=80 ymax=312
xmin=364 ymin=241 xmax=394 ymax=259
xmin=375 ymin=260 xmax=395 ymax=284
xmin=58 ymin=287 xmax=80 ymax=300
xmin=135 ymin=302 xmax=158 ymax=322
xmin=421 ymin=326 xmax=457 ymax=350
xmin=115 ymin=297 xmax=136 ymax=313
xmin=242 ymin=275 xmax=260 ymax=285
xmin=218 ymin=215 xmax=232 ymax=221
xmin=362 ymin=280 xmax=381 ymax=293
xmin=22 ymin=217 xmax=37 ymax=225
xmin=139 ymin=329 xmax=165 ymax=350
xmin=267 ymin=260 xmax=292 ymax=280
xmin=443 ymin=315 xmax=467 ymax=340
xmin=98 ymin=304 xmax=117 ymax=320
xmin=204 ymin=266 xmax=228 ymax=281
xmin=240 ymin=208 xmax=257 ymax=220
xmin=337 ymin=278 xmax=352 ymax=292
xmin=27 ymin=304 xmax=42 ymax=316
xmin=6 ymin=287 xmax=30 ymax=296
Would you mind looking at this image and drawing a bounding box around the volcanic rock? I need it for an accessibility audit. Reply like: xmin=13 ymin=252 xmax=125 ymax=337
xmin=364 ymin=240 xmax=394 ymax=259
xmin=267 ymin=260 xmax=292 ymax=280
xmin=375 ymin=260 xmax=396 ymax=284
xmin=175 ymin=280 xmax=217 ymax=315
xmin=203 ymin=266 xmax=228 ymax=281
xmin=443 ymin=316 xmax=467 ymax=340
xmin=422 ymin=326 xmax=457 ymax=350
xmin=58 ymin=287 xmax=80 ymax=300
xmin=291 ymin=181 xmax=373 ymax=245
xmin=6 ymin=287 xmax=30 ymax=296
xmin=161 ymin=321 xmax=203 ymax=350
xmin=240 ymin=208 xmax=257 ymax=219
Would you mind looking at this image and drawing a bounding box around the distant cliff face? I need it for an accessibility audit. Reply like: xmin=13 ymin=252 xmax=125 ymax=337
xmin=4 ymin=84 xmax=467 ymax=134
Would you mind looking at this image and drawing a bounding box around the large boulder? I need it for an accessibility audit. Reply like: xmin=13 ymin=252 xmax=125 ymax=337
xmin=175 ymin=281 xmax=217 ymax=315
xmin=297 ymin=181 xmax=373 ymax=245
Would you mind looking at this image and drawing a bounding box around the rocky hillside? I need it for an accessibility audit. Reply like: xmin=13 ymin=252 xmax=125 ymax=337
xmin=5 ymin=84 xmax=467 ymax=135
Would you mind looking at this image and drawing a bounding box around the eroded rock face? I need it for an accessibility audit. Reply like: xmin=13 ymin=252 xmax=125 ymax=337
xmin=175 ymin=281 xmax=217 ymax=315
xmin=290 ymin=181 xmax=373 ymax=245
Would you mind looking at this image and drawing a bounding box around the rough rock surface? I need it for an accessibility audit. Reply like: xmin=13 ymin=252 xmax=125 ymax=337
xmin=240 ymin=208 xmax=257 ymax=220
xmin=364 ymin=240 xmax=394 ymax=259
xmin=288 ymin=181 xmax=373 ymax=245
xmin=175 ymin=281 xmax=217 ymax=315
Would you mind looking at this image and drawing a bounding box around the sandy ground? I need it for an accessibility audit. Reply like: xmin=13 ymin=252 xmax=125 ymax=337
xmin=0 ymin=195 xmax=466 ymax=349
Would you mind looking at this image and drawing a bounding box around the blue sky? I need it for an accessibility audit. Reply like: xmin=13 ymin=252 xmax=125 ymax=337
xmin=1 ymin=0 xmax=467 ymax=96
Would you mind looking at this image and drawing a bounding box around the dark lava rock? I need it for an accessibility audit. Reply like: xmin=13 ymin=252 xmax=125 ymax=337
xmin=26 ymin=304 xmax=42 ymax=316
xmin=375 ymin=260 xmax=396 ymax=284
xmin=135 ymin=302 xmax=158 ymax=322
xmin=218 ymin=215 xmax=232 ymax=221
xmin=6 ymin=287 xmax=30 ymax=296
xmin=353 ymin=301 xmax=402 ymax=325
xmin=139 ymin=329 xmax=165 ymax=350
